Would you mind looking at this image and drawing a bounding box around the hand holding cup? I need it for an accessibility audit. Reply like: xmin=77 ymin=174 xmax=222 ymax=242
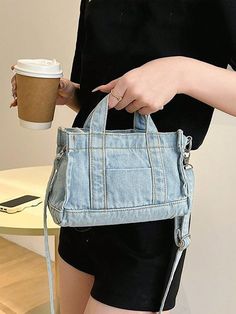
xmin=10 ymin=67 xmax=80 ymax=109
xmin=9 ymin=59 xmax=80 ymax=130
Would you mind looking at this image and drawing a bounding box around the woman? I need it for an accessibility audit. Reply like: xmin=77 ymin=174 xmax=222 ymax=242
xmin=10 ymin=1 xmax=236 ymax=313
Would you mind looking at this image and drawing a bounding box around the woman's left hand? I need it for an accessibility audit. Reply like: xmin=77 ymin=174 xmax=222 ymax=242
xmin=92 ymin=56 xmax=185 ymax=115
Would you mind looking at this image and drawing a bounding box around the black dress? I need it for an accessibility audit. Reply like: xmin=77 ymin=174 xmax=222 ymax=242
xmin=58 ymin=0 xmax=236 ymax=311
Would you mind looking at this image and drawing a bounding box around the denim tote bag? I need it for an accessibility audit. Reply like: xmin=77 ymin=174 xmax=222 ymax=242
xmin=43 ymin=93 xmax=195 ymax=314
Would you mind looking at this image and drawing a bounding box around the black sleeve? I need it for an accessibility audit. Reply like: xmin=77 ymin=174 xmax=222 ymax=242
xmin=70 ymin=0 xmax=87 ymax=83
xmin=220 ymin=0 xmax=236 ymax=70
xmin=230 ymin=57 xmax=236 ymax=70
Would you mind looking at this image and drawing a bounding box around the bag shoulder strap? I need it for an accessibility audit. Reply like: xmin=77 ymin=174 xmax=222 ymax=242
xmin=158 ymin=212 xmax=191 ymax=313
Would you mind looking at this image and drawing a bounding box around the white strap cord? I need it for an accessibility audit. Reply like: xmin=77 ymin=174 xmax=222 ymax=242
xmin=158 ymin=248 xmax=184 ymax=313
xmin=43 ymin=160 xmax=60 ymax=314
xmin=159 ymin=213 xmax=191 ymax=313
xmin=43 ymin=147 xmax=67 ymax=313
xmin=43 ymin=185 xmax=56 ymax=314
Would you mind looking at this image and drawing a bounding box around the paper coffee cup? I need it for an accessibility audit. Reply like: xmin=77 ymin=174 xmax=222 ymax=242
xmin=14 ymin=59 xmax=63 ymax=130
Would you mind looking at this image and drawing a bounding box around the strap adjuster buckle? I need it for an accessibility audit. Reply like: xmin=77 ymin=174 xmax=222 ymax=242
xmin=177 ymin=229 xmax=191 ymax=250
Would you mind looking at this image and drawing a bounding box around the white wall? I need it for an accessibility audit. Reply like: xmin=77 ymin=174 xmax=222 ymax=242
xmin=0 ymin=1 xmax=236 ymax=313
xmin=175 ymin=111 xmax=236 ymax=313
xmin=0 ymin=0 xmax=81 ymax=285
xmin=0 ymin=0 xmax=80 ymax=171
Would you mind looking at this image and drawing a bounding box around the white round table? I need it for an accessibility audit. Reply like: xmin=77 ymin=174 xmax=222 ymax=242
xmin=0 ymin=165 xmax=60 ymax=313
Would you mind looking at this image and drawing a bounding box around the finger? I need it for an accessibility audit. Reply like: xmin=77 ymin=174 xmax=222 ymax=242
xmin=9 ymin=99 xmax=17 ymax=108
xmin=11 ymin=75 xmax=16 ymax=84
xmin=124 ymin=99 xmax=145 ymax=114
xmin=92 ymin=83 xmax=113 ymax=93
xmin=59 ymin=80 xmax=65 ymax=89
xmin=73 ymin=83 xmax=80 ymax=89
xmin=11 ymin=64 xmax=16 ymax=71
xmin=59 ymin=77 xmax=69 ymax=89
xmin=11 ymin=76 xmax=17 ymax=96
xmin=137 ymin=106 xmax=152 ymax=115
xmin=102 ymin=78 xmax=119 ymax=91
xmin=91 ymin=78 xmax=119 ymax=93
xmin=11 ymin=83 xmax=16 ymax=92
xmin=12 ymin=83 xmax=17 ymax=92
xmin=108 ymin=79 xmax=127 ymax=108
xmin=137 ymin=104 xmax=164 ymax=115
xmin=11 ymin=82 xmax=16 ymax=90
xmin=58 ymin=82 xmax=74 ymax=97
xmin=113 ymin=88 xmax=138 ymax=111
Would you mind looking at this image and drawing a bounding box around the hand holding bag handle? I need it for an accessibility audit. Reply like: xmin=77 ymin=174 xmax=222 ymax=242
xmin=83 ymin=93 xmax=158 ymax=133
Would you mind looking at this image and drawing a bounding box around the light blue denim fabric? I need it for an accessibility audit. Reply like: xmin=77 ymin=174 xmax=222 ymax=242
xmin=43 ymin=94 xmax=195 ymax=313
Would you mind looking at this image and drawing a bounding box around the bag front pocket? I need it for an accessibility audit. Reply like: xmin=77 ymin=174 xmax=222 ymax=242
xmin=106 ymin=167 xmax=153 ymax=209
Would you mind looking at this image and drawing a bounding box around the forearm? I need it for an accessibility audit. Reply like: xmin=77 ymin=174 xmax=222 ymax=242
xmin=179 ymin=56 xmax=236 ymax=117
xmin=66 ymin=93 xmax=81 ymax=113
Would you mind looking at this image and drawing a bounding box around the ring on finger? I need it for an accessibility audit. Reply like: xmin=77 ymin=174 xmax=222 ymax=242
xmin=110 ymin=89 xmax=123 ymax=102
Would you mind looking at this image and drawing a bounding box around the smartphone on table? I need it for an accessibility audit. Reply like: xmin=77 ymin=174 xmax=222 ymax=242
xmin=0 ymin=194 xmax=42 ymax=214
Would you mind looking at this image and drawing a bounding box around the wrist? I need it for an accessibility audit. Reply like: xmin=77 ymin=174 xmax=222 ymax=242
xmin=66 ymin=92 xmax=80 ymax=113
xmin=175 ymin=56 xmax=193 ymax=95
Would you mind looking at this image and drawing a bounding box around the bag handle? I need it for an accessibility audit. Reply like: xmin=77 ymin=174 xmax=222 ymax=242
xmin=83 ymin=93 xmax=158 ymax=133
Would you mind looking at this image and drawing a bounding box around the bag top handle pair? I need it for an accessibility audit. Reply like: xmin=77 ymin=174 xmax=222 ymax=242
xmin=83 ymin=93 xmax=158 ymax=133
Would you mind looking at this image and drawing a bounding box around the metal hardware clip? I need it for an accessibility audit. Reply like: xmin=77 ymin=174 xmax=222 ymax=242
xmin=183 ymin=136 xmax=193 ymax=169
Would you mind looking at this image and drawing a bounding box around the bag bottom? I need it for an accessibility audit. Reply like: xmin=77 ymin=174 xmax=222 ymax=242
xmin=48 ymin=197 xmax=190 ymax=227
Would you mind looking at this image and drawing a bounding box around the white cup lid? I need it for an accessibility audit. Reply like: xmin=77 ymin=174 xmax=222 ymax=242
xmin=14 ymin=58 xmax=63 ymax=78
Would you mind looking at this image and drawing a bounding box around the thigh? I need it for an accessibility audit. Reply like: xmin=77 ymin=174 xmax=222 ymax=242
xmin=58 ymin=255 xmax=95 ymax=314
xmin=84 ymin=294 xmax=171 ymax=314
xmin=57 ymin=219 xmax=186 ymax=313
xmin=88 ymin=219 xmax=185 ymax=312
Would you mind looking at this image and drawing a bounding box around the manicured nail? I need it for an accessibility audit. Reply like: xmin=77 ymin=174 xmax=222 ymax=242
xmin=91 ymin=86 xmax=100 ymax=92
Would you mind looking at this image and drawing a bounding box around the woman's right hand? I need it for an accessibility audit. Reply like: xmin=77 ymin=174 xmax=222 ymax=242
xmin=10 ymin=64 xmax=80 ymax=108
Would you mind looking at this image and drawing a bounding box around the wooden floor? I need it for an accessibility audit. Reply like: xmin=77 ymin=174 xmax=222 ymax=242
xmin=0 ymin=236 xmax=55 ymax=314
